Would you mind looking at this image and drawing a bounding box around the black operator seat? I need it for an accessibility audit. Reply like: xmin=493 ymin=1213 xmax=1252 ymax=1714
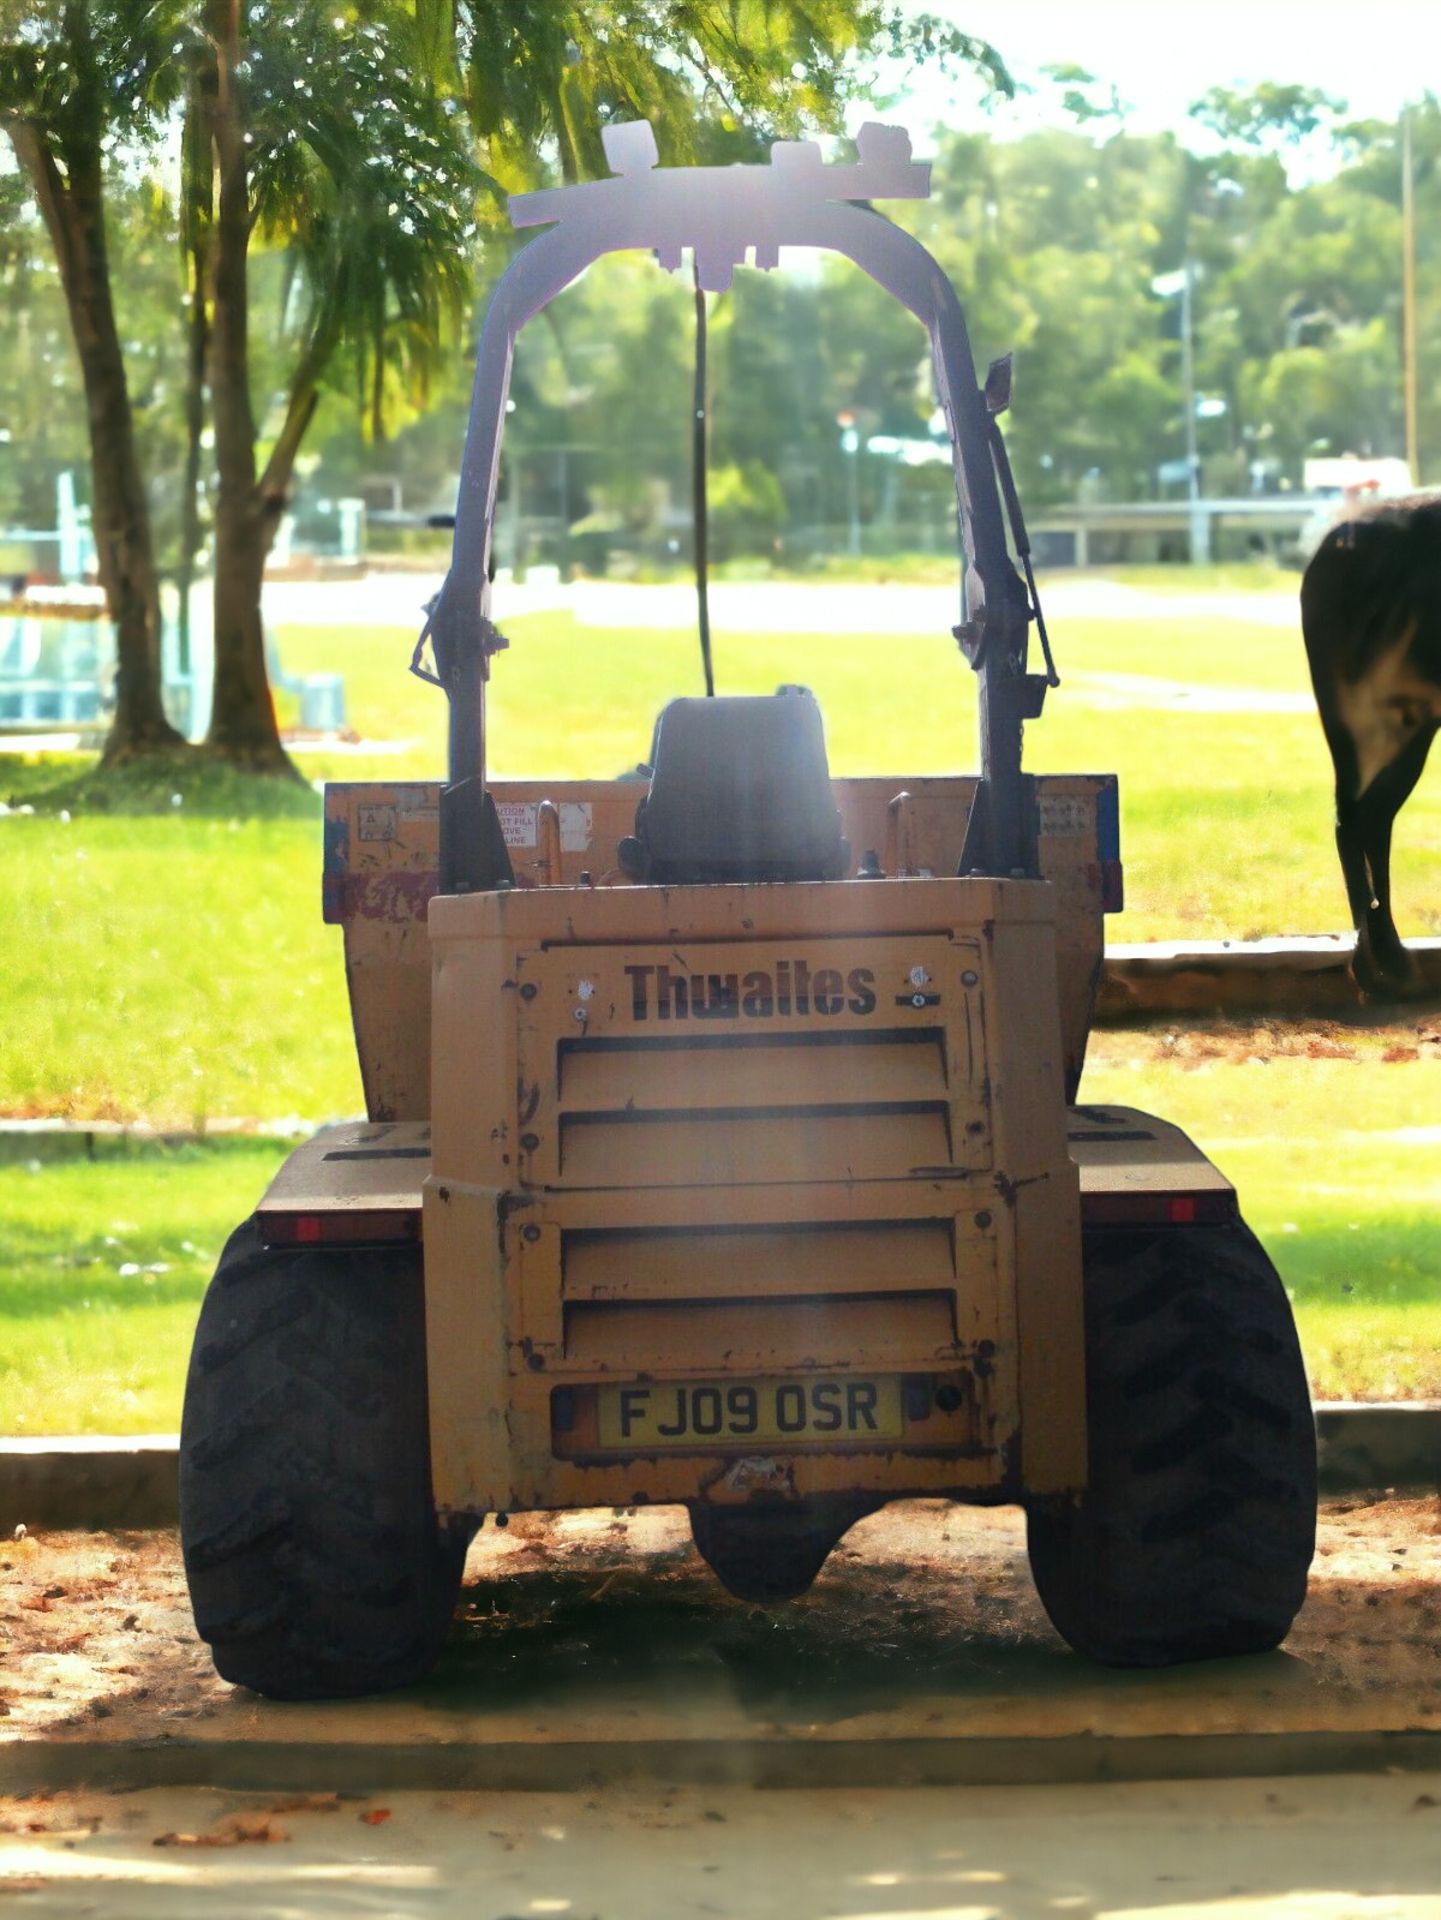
xmin=619 ymin=686 xmax=850 ymax=884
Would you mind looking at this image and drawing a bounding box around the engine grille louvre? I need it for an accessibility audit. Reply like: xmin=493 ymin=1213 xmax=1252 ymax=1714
xmin=562 ymin=1292 xmax=959 ymax=1368
xmin=527 ymin=1025 xmax=988 ymax=1189
xmin=558 ymin=1027 xmax=948 ymax=1108
xmin=558 ymin=1102 xmax=952 ymax=1186
xmin=562 ymin=1216 xmax=956 ymax=1302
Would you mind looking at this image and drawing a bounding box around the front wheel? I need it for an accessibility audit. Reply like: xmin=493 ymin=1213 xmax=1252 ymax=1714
xmin=180 ymin=1221 xmax=468 ymax=1700
xmin=1026 ymin=1219 xmax=1316 ymax=1667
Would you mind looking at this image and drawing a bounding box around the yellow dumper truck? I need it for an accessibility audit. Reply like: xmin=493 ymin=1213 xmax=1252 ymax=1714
xmin=179 ymin=124 xmax=1315 ymax=1699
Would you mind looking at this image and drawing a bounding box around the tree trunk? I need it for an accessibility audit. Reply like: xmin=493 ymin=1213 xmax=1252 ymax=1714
xmin=202 ymin=0 xmax=296 ymax=774
xmin=176 ymin=65 xmax=213 ymax=703
xmin=207 ymin=494 xmax=281 ymax=763
xmin=6 ymin=121 xmax=185 ymax=763
xmin=176 ymin=269 xmax=208 ymax=699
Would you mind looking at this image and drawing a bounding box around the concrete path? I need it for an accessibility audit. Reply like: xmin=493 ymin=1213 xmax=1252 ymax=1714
xmin=5 ymin=1773 xmax=1441 ymax=1918
xmin=261 ymin=572 xmax=1303 ymax=638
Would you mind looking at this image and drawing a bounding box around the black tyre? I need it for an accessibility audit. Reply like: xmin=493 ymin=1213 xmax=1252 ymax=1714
xmin=689 ymin=1496 xmax=877 ymax=1603
xmin=1026 ymin=1219 xmax=1316 ymax=1667
xmin=180 ymin=1220 xmax=468 ymax=1700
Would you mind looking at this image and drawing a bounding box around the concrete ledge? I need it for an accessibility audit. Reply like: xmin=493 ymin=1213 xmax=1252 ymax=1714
xmin=2 ymin=1435 xmax=180 ymax=1532
xmin=1316 ymin=1403 xmax=1441 ymax=1492
xmin=0 ymin=1118 xmax=313 ymax=1162
xmin=4 ymin=1406 xmax=1437 ymax=1534
xmin=6 ymin=1730 xmax=1441 ymax=1797
xmin=1097 ymin=936 xmax=1441 ymax=1019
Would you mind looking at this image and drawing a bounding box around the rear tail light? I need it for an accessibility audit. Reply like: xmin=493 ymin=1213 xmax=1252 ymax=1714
xmin=1081 ymin=1189 xmax=1235 ymax=1227
xmin=262 ymin=1209 xmax=420 ymax=1248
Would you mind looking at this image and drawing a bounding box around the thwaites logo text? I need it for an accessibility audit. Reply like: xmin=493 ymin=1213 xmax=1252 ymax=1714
xmin=624 ymin=960 xmax=876 ymax=1021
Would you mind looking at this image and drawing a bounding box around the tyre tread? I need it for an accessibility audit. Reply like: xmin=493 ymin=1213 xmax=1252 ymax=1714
xmin=1027 ymin=1219 xmax=1316 ymax=1667
xmin=180 ymin=1219 xmax=466 ymax=1700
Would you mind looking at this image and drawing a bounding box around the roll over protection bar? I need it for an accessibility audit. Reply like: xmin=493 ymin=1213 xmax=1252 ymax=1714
xmin=421 ymin=121 xmax=1041 ymax=888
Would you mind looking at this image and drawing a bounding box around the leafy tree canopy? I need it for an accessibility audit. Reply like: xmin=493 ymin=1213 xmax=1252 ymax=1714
xmin=460 ymin=1 xmax=1012 ymax=185
xmin=1189 ymin=82 xmax=1346 ymax=150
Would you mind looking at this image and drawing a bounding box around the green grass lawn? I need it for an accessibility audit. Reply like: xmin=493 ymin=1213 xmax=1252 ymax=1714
xmin=0 ymin=1139 xmax=284 ymax=1434
xmin=0 ymin=805 xmax=362 ymax=1123
xmin=1 ymin=589 xmax=1437 ymax=1425
xmin=3 ymin=606 xmax=1435 ymax=1128
xmin=1082 ymin=1031 xmax=1441 ymax=1404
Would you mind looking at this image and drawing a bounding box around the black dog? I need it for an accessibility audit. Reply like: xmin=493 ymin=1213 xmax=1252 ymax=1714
xmin=1301 ymin=495 xmax=1441 ymax=996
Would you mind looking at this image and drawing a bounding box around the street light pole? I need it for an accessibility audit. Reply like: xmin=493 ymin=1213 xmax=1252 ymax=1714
xmin=1153 ymin=260 xmax=1210 ymax=565
xmin=1180 ymin=258 xmax=1209 ymax=565
xmin=837 ymin=411 xmax=861 ymax=557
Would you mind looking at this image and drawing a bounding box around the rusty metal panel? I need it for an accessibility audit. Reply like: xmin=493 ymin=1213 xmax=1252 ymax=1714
xmin=324 ymin=784 xmax=440 ymax=1122
xmin=562 ymin=1219 xmax=956 ymax=1303
xmin=518 ymin=934 xmax=980 ymax=1038
xmin=338 ymin=849 xmax=1089 ymax=1515
xmin=1069 ymin=1104 xmax=1235 ymax=1217
xmin=561 ymin=1294 xmax=957 ymax=1370
xmin=513 ymin=933 xmax=988 ymax=1190
xmin=256 ymin=1120 xmax=430 ymax=1220
xmin=255 ymin=1104 xmax=1235 ymax=1239
xmin=422 ymin=1179 xmax=507 ymax=1516
xmin=983 ymin=911 xmax=1084 ymax=1492
xmin=557 ymin=1031 xmax=948 ymax=1112
xmin=326 ymin=774 xmax=1116 ymax=1122
xmin=558 ymin=1107 xmax=955 ymax=1189
xmin=513 ymin=1201 xmax=999 ymax=1359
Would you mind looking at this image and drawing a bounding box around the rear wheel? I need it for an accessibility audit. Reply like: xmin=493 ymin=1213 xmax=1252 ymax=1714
xmin=180 ymin=1220 xmax=468 ymax=1700
xmin=1026 ymin=1219 xmax=1316 ymax=1667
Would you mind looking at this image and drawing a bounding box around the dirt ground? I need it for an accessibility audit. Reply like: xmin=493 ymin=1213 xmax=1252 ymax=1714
xmin=1084 ymin=1013 xmax=1441 ymax=1072
xmin=3 ymin=1495 xmax=1439 ymax=1745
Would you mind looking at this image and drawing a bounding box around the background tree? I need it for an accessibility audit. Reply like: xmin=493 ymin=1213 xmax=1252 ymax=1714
xmin=191 ymin=0 xmax=479 ymax=768
xmin=1190 ymin=83 xmax=1345 ymax=152
xmin=306 ymin=90 xmax=1441 ymax=558
xmin=4 ymin=0 xmax=1010 ymax=773
xmin=0 ymin=0 xmax=186 ymax=759
xmin=461 ymin=2 xmax=1011 ymax=182
xmin=0 ymin=174 xmax=88 ymax=532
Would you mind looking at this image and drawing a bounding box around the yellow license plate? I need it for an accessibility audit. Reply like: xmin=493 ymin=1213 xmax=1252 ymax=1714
xmin=596 ymin=1376 xmax=903 ymax=1450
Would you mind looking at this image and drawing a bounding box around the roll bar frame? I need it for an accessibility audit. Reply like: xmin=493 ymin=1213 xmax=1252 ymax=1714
xmin=422 ymin=121 xmax=1039 ymax=888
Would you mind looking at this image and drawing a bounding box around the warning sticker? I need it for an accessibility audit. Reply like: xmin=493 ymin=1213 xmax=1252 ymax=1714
xmin=1038 ymin=796 xmax=1089 ymax=838
xmin=559 ymin=803 xmax=594 ymax=852
xmin=496 ymin=802 xmax=535 ymax=847
xmin=357 ymin=804 xmax=397 ymax=843
xmin=395 ymin=787 xmax=440 ymax=824
xmin=496 ymin=801 xmax=593 ymax=853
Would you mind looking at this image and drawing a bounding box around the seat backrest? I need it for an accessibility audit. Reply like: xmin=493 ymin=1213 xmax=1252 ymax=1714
xmin=628 ymin=687 xmax=848 ymax=883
